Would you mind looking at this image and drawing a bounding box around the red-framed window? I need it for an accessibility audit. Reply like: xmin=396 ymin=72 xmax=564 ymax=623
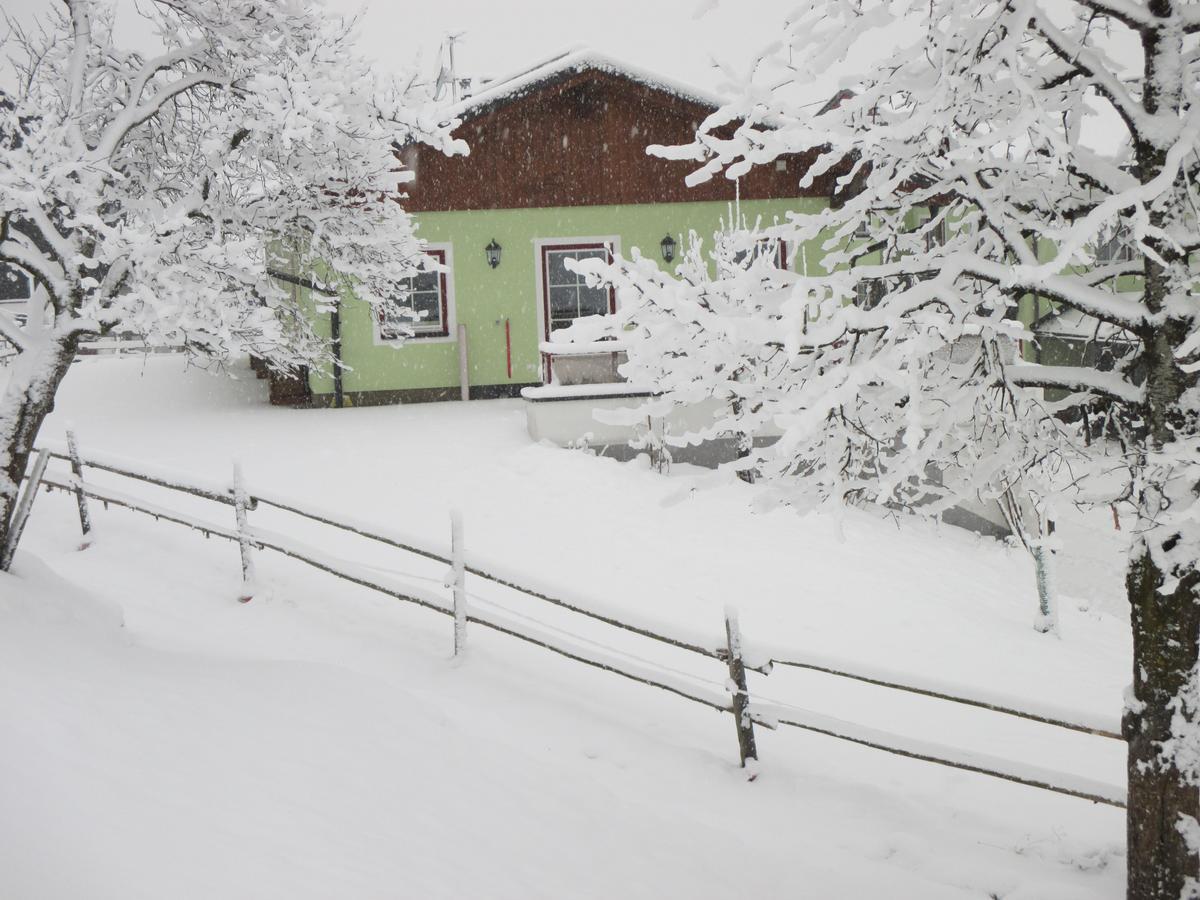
xmin=771 ymin=239 xmax=789 ymax=270
xmin=540 ymin=242 xmax=616 ymax=340
xmin=378 ymin=249 xmax=449 ymax=340
xmin=730 ymin=238 xmax=789 ymax=271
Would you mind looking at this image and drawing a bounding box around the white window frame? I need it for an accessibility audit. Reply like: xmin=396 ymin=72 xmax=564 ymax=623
xmin=373 ymin=242 xmax=457 ymax=346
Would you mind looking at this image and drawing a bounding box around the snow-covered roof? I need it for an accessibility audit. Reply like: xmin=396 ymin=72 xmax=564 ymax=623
xmin=450 ymin=48 xmax=726 ymax=122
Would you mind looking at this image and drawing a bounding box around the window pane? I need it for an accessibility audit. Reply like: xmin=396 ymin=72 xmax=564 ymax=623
xmin=548 ymin=285 xmax=577 ymax=319
xmin=571 ymin=249 xmax=607 ymax=285
xmin=547 ymin=247 xmax=608 ymax=287
xmin=571 ymin=248 xmax=607 ymax=267
xmin=411 ymin=291 xmax=441 ymax=329
xmin=411 ymin=269 xmax=440 ymax=294
xmin=578 ymin=283 xmax=609 ymax=317
xmin=547 ymin=251 xmax=575 ymax=287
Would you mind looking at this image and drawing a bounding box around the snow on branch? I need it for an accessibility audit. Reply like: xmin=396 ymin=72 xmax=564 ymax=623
xmin=964 ymin=258 xmax=1147 ymax=328
xmin=1182 ymin=4 xmax=1200 ymax=32
xmin=574 ymin=0 xmax=1180 ymax=541
xmin=0 ymin=0 xmax=470 ymax=537
xmin=0 ymin=0 xmax=464 ymax=375
xmin=1080 ymin=0 xmax=1155 ymax=30
xmin=92 ymin=70 xmax=230 ymax=163
xmin=1006 ymin=364 xmax=1145 ymax=403
xmin=1029 ymin=8 xmax=1146 ymax=136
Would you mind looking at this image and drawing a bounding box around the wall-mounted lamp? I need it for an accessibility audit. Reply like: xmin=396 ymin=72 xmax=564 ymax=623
xmin=660 ymin=233 xmax=677 ymax=263
xmin=485 ymin=238 xmax=502 ymax=269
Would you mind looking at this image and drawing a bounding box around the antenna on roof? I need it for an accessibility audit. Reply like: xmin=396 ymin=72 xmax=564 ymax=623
xmin=435 ymin=32 xmax=466 ymax=102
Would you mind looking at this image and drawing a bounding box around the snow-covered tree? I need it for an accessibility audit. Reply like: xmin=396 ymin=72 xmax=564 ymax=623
xmin=583 ymin=217 xmax=790 ymax=481
xmin=577 ymin=220 xmax=1077 ymax=628
xmin=577 ymin=1 xmax=1200 ymax=895
xmin=0 ymin=0 xmax=464 ymax=561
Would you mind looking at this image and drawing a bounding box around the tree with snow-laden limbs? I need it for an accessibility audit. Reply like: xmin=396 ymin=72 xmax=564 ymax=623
xmin=570 ymin=1 xmax=1200 ymax=895
xmin=0 ymin=0 xmax=464 ymax=563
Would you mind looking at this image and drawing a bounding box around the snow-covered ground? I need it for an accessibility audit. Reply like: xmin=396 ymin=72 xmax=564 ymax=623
xmin=2 ymin=355 xmax=1132 ymax=898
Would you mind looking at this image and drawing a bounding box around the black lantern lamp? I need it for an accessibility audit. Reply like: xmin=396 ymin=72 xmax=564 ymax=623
xmin=485 ymin=238 xmax=502 ymax=269
xmin=660 ymin=233 xmax=677 ymax=263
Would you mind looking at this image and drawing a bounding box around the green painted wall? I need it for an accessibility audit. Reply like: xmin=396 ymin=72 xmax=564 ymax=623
xmin=309 ymin=197 xmax=829 ymax=400
xmin=301 ymin=199 xmax=1149 ymax=402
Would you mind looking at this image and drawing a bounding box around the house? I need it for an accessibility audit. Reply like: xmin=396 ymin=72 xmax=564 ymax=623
xmin=265 ymin=50 xmax=840 ymax=411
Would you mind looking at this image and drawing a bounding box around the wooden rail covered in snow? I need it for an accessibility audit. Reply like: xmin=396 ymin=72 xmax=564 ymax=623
xmin=25 ymin=436 xmax=1127 ymax=809
xmin=0 ymin=338 xmax=184 ymax=366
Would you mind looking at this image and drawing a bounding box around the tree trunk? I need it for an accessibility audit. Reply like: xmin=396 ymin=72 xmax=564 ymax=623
xmin=1031 ymin=543 xmax=1057 ymax=635
xmin=1125 ymin=9 xmax=1200 ymax=894
xmin=1123 ymin=285 xmax=1200 ymax=897
xmin=1123 ymin=284 xmax=1200 ymax=899
xmin=1125 ymin=549 xmax=1200 ymax=900
xmin=0 ymin=335 xmax=79 ymax=567
xmin=730 ymin=393 xmax=755 ymax=484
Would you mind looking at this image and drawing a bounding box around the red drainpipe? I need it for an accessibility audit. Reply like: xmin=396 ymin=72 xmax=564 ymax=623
xmin=505 ymin=318 xmax=512 ymax=380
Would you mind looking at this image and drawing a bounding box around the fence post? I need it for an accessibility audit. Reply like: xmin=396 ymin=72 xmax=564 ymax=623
xmin=1 ymin=448 xmax=51 ymax=570
xmin=232 ymin=462 xmax=256 ymax=602
xmin=65 ymin=429 xmax=92 ymax=540
xmin=451 ymin=509 xmax=467 ymax=656
xmin=724 ymin=607 xmax=758 ymax=774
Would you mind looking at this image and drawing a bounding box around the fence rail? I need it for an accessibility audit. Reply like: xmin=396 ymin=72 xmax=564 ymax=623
xmin=767 ymin=656 xmax=1122 ymax=740
xmin=0 ymin=338 xmax=184 ymax=367
xmin=23 ymin=434 xmax=1127 ymax=809
xmin=247 ymin=485 xmax=727 ymax=663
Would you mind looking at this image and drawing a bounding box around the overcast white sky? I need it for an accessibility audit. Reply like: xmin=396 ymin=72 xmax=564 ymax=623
xmin=0 ymin=0 xmax=816 ymax=97
xmin=0 ymin=0 xmax=1130 ymax=151
xmin=324 ymin=0 xmax=798 ymax=90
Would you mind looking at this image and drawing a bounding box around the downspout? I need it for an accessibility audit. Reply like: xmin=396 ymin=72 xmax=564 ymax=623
xmin=269 ymin=264 xmax=340 ymax=407
xmin=504 ymin=318 xmax=512 ymax=379
xmin=457 ymin=322 xmax=469 ymax=401
xmin=331 ymin=299 xmax=344 ymax=409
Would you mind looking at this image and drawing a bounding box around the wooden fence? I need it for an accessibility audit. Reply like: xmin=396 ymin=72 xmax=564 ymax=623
xmin=0 ymin=338 xmax=183 ymax=368
xmin=19 ymin=434 xmax=1126 ymax=808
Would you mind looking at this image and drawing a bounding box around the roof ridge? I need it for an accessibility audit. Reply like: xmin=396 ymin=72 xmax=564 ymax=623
xmin=448 ymin=48 xmax=725 ymax=121
xmin=476 ymin=47 xmax=585 ymax=98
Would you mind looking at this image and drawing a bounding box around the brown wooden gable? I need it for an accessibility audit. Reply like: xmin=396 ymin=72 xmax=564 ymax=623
xmin=401 ymin=65 xmax=833 ymax=213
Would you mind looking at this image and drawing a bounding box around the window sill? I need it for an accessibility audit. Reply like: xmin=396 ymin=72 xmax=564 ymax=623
xmin=376 ymin=330 xmax=456 ymax=346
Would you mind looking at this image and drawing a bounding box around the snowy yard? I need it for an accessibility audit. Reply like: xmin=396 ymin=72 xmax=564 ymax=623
xmin=1 ymin=355 xmax=1133 ymax=899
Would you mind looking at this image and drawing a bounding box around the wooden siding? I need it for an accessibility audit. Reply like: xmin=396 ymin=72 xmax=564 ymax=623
xmin=403 ymin=69 xmax=834 ymax=212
